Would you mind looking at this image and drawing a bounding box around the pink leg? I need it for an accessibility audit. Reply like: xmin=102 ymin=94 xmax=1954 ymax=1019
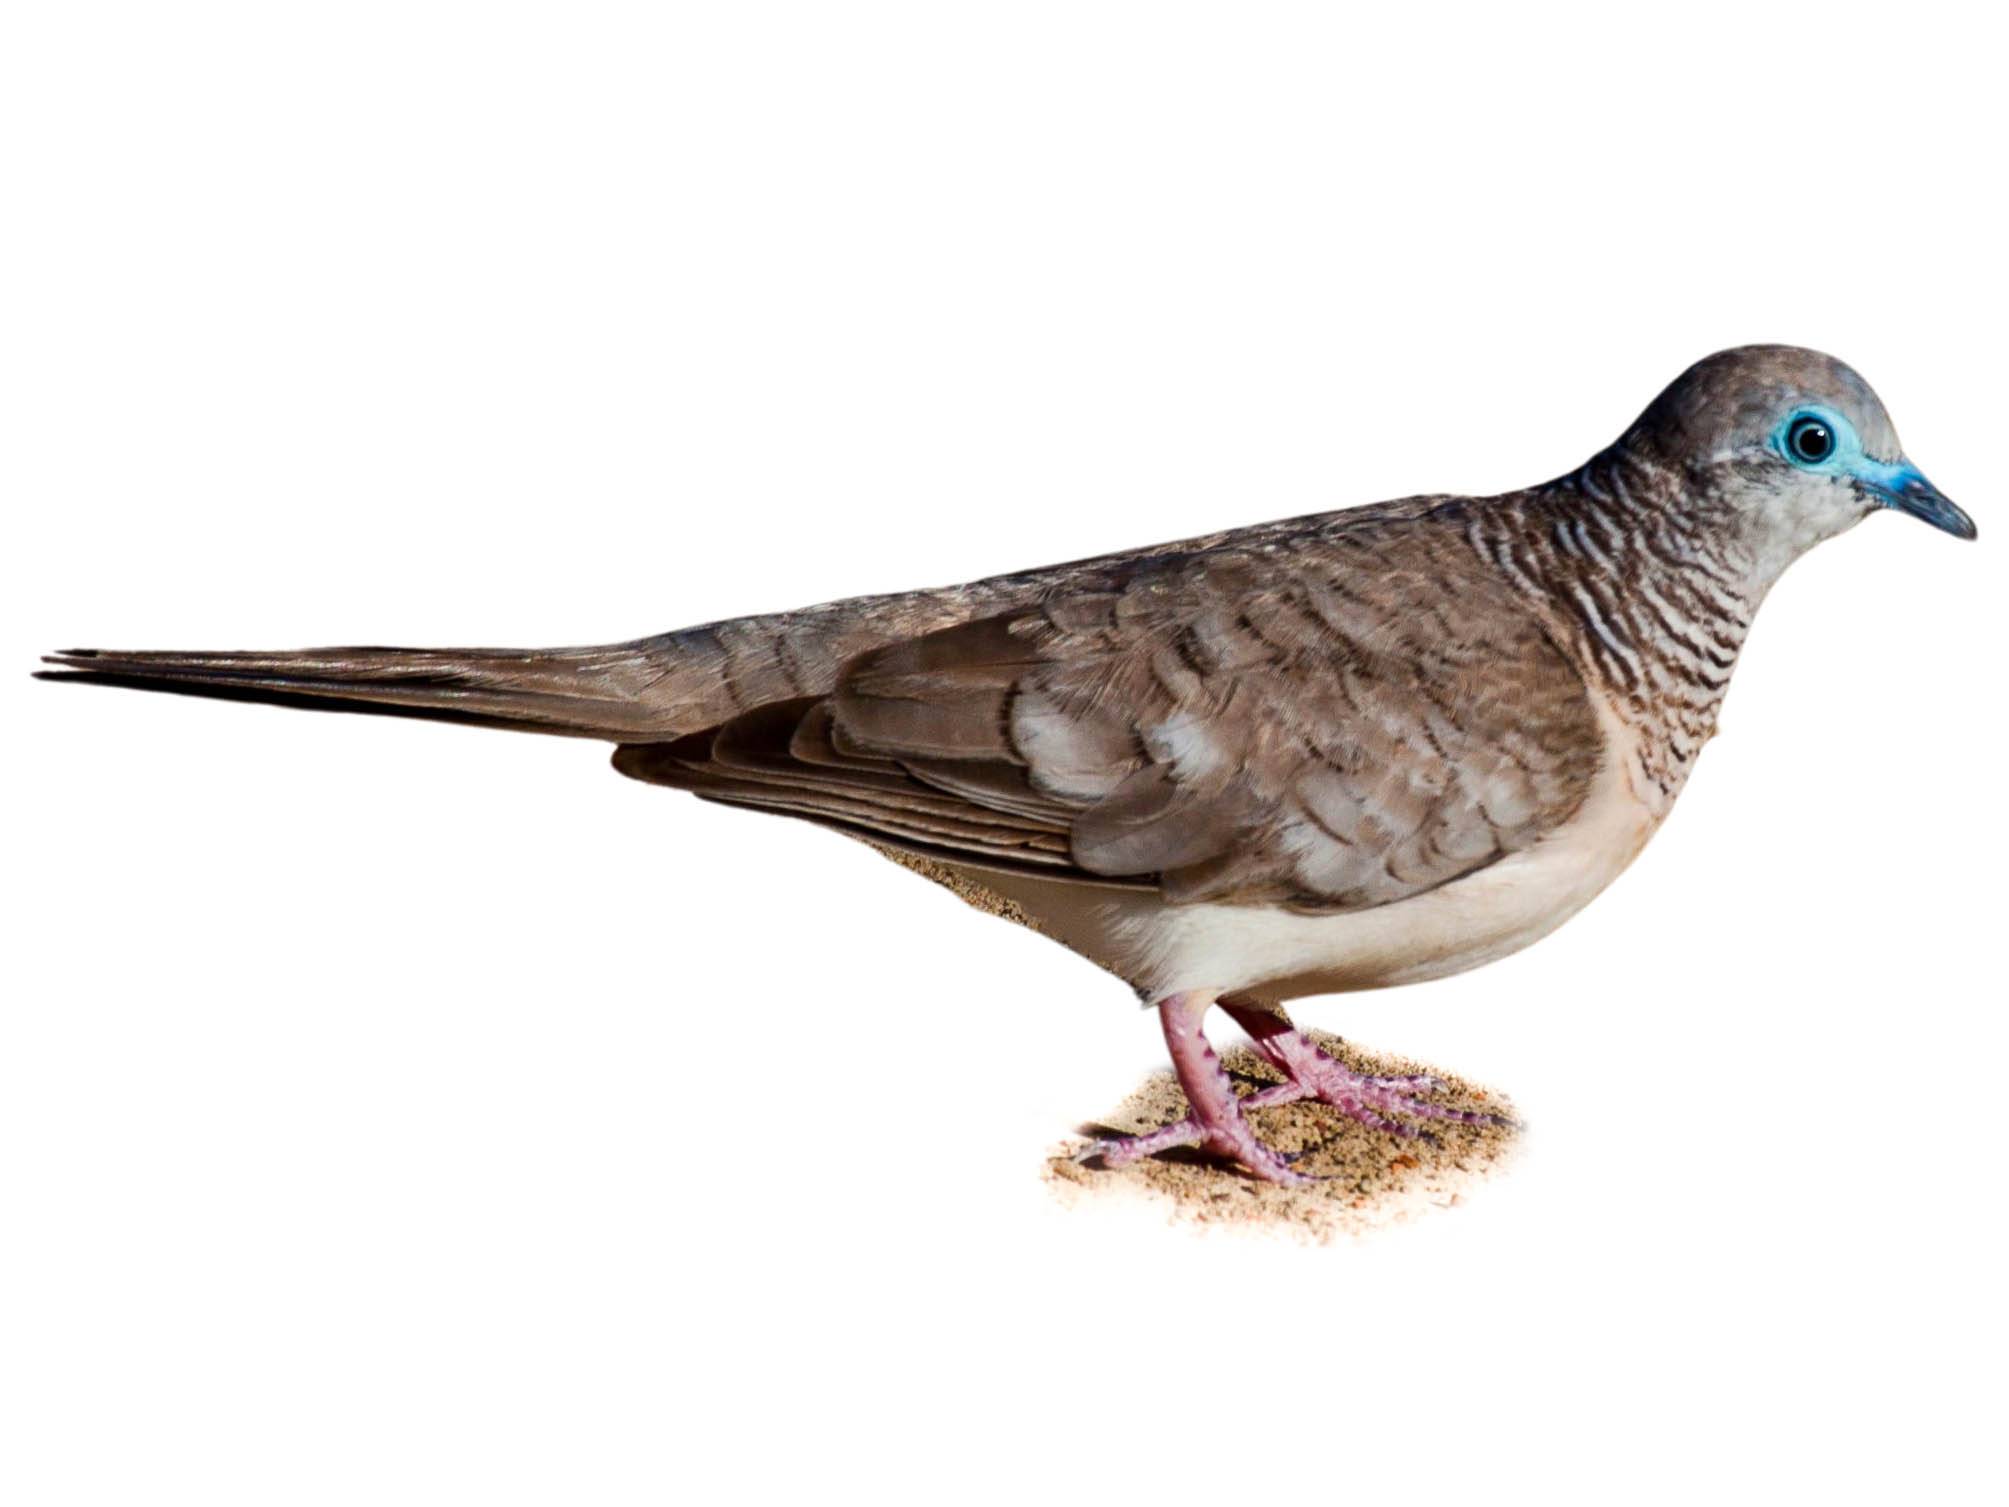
xmin=1087 ymin=992 xmax=1310 ymax=1186
xmin=1223 ymin=1003 xmax=1510 ymax=1134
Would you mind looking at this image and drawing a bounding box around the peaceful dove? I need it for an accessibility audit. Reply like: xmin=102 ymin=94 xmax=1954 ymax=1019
xmin=41 ymin=346 xmax=1976 ymax=1183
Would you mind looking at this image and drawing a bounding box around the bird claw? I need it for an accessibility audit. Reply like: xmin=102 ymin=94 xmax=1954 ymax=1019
xmin=1078 ymin=1033 xmax=1507 ymax=1183
xmin=1082 ymin=1112 xmax=1314 ymax=1186
xmin=1244 ymin=1022 xmax=1516 ymax=1134
xmin=1077 ymin=995 xmax=1511 ymax=1187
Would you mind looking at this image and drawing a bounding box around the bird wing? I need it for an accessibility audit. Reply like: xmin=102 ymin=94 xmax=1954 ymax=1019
xmin=618 ymin=520 xmax=1607 ymax=912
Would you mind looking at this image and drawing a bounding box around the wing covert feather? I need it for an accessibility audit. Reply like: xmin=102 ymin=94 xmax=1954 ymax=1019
xmin=622 ymin=519 xmax=1606 ymax=913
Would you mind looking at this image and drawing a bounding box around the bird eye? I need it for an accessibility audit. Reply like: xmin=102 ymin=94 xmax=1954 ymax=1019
xmin=1785 ymin=413 xmax=1836 ymax=466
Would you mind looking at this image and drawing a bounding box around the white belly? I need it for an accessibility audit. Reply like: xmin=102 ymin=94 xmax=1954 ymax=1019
xmin=945 ymin=700 xmax=1666 ymax=1005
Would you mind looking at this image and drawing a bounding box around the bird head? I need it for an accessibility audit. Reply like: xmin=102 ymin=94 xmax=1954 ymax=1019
xmin=1618 ymin=345 xmax=1975 ymax=584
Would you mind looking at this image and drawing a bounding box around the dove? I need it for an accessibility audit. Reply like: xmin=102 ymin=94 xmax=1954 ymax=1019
xmin=39 ymin=346 xmax=1976 ymax=1184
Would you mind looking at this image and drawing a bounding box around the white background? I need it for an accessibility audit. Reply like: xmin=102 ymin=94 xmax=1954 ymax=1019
xmin=4 ymin=4 xmax=2004 ymax=1503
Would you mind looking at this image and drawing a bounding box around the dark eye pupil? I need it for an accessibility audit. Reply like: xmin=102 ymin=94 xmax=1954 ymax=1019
xmin=1789 ymin=418 xmax=1834 ymax=463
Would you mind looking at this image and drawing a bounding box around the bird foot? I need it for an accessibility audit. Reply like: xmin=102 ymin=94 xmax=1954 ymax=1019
xmin=1077 ymin=999 xmax=1511 ymax=1184
xmin=1077 ymin=992 xmax=1313 ymax=1186
xmin=1269 ymin=1051 xmax=1507 ymax=1137
xmin=1223 ymin=1003 xmax=1514 ymax=1138
xmin=1081 ymin=1077 xmax=1312 ymax=1184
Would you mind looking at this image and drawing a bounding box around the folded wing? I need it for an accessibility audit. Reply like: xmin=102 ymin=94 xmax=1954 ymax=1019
xmin=617 ymin=523 xmax=1605 ymax=912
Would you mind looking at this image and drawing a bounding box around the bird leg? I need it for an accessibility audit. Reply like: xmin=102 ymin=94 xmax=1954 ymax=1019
xmin=1221 ymin=1003 xmax=1508 ymax=1134
xmin=1083 ymin=997 xmax=1509 ymax=1182
xmin=1086 ymin=991 xmax=1311 ymax=1186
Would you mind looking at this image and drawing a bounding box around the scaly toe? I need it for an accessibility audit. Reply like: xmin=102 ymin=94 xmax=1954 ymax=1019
xmin=1299 ymin=1064 xmax=1510 ymax=1132
xmin=1200 ymin=1121 xmax=1316 ymax=1186
xmin=1362 ymin=1072 xmax=1444 ymax=1092
xmin=1079 ymin=1102 xmax=1314 ymax=1185
xmin=1080 ymin=1116 xmax=1206 ymax=1169
xmin=1378 ymin=1090 xmax=1516 ymax=1129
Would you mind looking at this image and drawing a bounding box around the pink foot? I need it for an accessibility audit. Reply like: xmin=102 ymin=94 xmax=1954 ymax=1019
xmin=1083 ymin=992 xmax=1310 ymax=1186
xmin=1081 ymin=999 xmax=1511 ymax=1181
xmin=1224 ymin=1003 xmax=1513 ymax=1137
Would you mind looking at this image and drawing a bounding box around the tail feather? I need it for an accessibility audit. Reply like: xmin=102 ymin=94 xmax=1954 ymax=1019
xmin=36 ymin=643 xmax=686 ymax=739
xmin=35 ymin=568 xmax=1060 ymax=743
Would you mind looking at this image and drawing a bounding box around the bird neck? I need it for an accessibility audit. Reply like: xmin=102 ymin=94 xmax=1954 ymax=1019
xmin=1464 ymin=447 xmax=1765 ymax=809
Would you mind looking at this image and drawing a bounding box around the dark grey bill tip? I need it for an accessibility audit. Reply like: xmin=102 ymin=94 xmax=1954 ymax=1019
xmin=1885 ymin=473 xmax=1977 ymax=541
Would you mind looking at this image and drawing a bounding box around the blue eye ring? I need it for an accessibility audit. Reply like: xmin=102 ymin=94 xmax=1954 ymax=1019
xmin=1784 ymin=412 xmax=1837 ymax=468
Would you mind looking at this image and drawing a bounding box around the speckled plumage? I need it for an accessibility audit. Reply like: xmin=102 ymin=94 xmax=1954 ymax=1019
xmin=41 ymin=346 xmax=1976 ymax=1183
xmin=621 ymin=505 xmax=1605 ymax=913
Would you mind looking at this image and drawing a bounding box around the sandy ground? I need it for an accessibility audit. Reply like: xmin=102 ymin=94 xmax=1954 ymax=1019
xmin=1045 ymin=1030 xmax=1521 ymax=1242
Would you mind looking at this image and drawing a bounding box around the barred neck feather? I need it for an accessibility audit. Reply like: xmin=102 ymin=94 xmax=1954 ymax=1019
xmin=1460 ymin=446 xmax=1769 ymax=809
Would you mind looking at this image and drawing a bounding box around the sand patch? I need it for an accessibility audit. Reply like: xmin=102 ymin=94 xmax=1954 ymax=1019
xmin=1045 ymin=1031 xmax=1521 ymax=1242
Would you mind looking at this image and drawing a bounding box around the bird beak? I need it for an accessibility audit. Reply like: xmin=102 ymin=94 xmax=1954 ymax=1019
xmin=1869 ymin=461 xmax=1977 ymax=540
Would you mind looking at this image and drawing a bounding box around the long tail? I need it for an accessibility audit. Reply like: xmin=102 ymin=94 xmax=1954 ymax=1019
xmin=36 ymin=642 xmax=693 ymax=739
xmin=36 ymin=573 xmax=1055 ymax=743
